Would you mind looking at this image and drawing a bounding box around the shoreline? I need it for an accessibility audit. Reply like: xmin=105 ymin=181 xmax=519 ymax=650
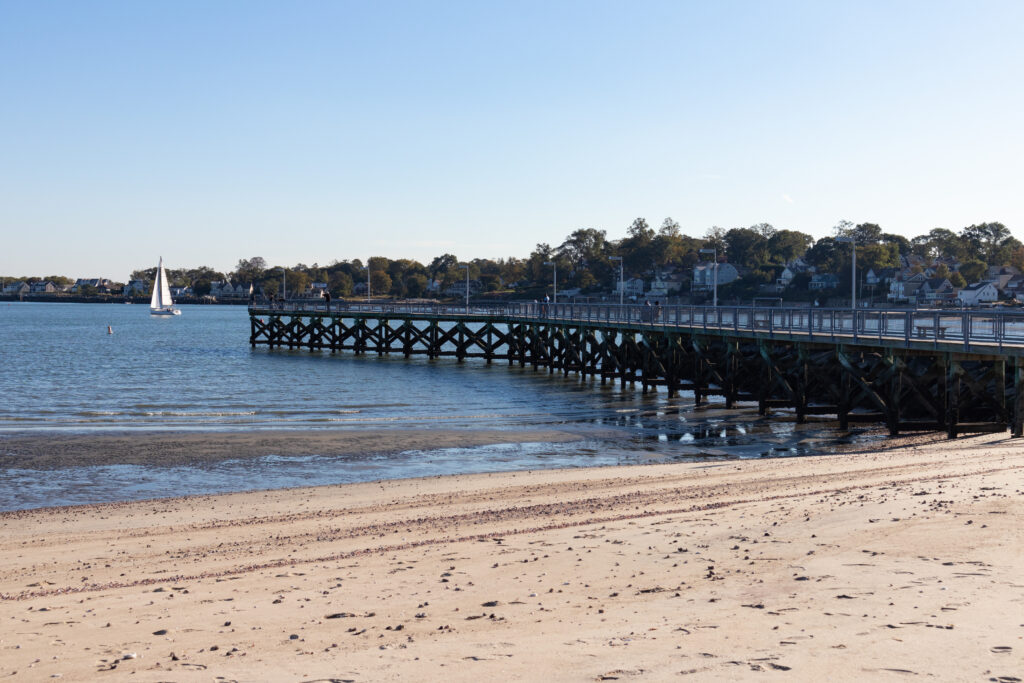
xmin=0 ymin=427 xmax=592 ymax=470
xmin=1 ymin=433 xmax=1019 ymax=680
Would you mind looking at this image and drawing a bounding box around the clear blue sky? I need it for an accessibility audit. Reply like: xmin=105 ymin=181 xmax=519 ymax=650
xmin=2 ymin=0 xmax=1022 ymax=279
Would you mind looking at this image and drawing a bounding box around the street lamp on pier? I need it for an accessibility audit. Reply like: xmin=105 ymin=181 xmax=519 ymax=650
xmin=698 ymin=249 xmax=718 ymax=307
xmin=279 ymin=267 xmax=287 ymax=301
xmin=364 ymin=263 xmax=371 ymax=303
xmin=543 ymin=261 xmax=557 ymax=304
xmin=459 ymin=264 xmax=470 ymax=313
xmin=836 ymin=237 xmax=856 ymax=311
xmin=609 ymin=256 xmax=624 ymax=305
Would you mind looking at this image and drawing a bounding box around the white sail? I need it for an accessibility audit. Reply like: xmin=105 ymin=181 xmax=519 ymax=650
xmin=150 ymin=257 xmax=180 ymax=315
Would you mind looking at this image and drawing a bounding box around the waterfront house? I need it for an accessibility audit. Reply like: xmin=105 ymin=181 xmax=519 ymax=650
xmin=957 ymin=282 xmax=999 ymax=307
xmin=3 ymin=281 xmax=29 ymax=295
xmin=920 ymin=277 xmax=955 ymax=304
xmin=28 ymin=281 xmax=58 ymax=294
xmin=124 ymin=279 xmax=148 ymax=296
xmin=209 ymin=281 xmax=253 ymax=300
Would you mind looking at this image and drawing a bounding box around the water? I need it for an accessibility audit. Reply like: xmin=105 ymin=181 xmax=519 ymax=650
xmin=0 ymin=302 xmax=878 ymax=510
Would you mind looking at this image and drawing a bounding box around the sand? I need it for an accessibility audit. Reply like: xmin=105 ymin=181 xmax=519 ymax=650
xmin=0 ymin=433 xmax=1021 ymax=681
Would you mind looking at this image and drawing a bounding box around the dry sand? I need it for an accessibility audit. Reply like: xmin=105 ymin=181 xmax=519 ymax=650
xmin=0 ymin=433 xmax=1021 ymax=681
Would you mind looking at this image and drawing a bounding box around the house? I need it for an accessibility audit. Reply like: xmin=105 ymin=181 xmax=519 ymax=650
xmin=957 ymin=282 xmax=999 ymax=307
xmin=1004 ymin=276 xmax=1024 ymax=301
xmin=984 ymin=267 xmax=1018 ymax=292
xmin=919 ymin=277 xmax=955 ymax=303
xmin=3 ymin=281 xmax=29 ymax=295
xmin=692 ymin=262 xmax=739 ymax=291
xmin=776 ymin=267 xmax=796 ymax=288
xmin=124 ymin=279 xmax=148 ymax=296
xmin=888 ymin=272 xmax=926 ymax=303
xmin=443 ymin=280 xmax=483 ymax=297
xmin=169 ymin=286 xmax=193 ymax=298
xmin=209 ymin=281 xmax=253 ymax=299
xmin=646 ymin=274 xmax=671 ymax=300
xmin=983 ymin=264 xmax=1015 ymax=280
xmin=785 ymin=256 xmax=811 ymax=272
xmin=808 ymin=273 xmax=840 ymax=290
xmin=72 ymin=278 xmax=114 ymax=293
xmin=615 ymin=277 xmax=646 ymax=298
xmin=28 ymin=281 xmax=58 ymax=294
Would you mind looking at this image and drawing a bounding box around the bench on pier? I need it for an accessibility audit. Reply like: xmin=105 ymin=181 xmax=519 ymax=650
xmin=914 ymin=324 xmax=949 ymax=339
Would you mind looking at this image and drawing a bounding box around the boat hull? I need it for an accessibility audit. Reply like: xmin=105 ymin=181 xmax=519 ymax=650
xmin=150 ymin=308 xmax=181 ymax=316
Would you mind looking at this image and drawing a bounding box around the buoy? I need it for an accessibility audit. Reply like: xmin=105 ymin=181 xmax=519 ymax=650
xmin=107 ymin=325 xmax=113 ymax=334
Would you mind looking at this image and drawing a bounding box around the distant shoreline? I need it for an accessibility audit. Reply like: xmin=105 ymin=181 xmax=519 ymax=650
xmin=0 ymin=294 xmax=248 ymax=305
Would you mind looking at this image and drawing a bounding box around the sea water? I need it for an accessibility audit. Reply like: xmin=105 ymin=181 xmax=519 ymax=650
xmin=0 ymin=302 xmax=878 ymax=509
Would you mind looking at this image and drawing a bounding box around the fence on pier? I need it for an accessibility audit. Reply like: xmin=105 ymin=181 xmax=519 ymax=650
xmin=249 ymin=300 xmax=1024 ymax=439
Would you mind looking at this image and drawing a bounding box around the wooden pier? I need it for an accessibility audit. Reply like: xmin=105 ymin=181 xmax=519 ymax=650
xmin=249 ymin=300 xmax=1024 ymax=438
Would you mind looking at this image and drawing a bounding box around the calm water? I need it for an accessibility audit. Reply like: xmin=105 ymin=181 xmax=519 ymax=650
xmin=0 ymin=302 xmax=877 ymax=510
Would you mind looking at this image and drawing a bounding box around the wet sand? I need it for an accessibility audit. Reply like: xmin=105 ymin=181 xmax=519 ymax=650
xmin=0 ymin=428 xmax=587 ymax=469
xmin=0 ymin=433 xmax=1021 ymax=680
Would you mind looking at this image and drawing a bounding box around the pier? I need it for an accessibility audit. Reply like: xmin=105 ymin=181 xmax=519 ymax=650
xmin=249 ymin=300 xmax=1024 ymax=438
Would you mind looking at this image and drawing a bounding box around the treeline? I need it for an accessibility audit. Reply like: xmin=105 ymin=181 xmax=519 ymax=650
xmin=5 ymin=219 xmax=1021 ymax=299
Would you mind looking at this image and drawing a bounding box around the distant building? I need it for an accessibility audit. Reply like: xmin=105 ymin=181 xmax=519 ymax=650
xmin=28 ymin=281 xmax=58 ymax=294
xmin=808 ymin=273 xmax=840 ymax=291
xmin=209 ymin=281 xmax=252 ymax=299
xmin=124 ymin=279 xmax=148 ymax=296
xmin=615 ymin=277 xmax=646 ymax=298
xmin=692 ymin=262 xmax=739 ymax=291
xmin=957 ymin=282 xmax=999 ymax=307
xmin=920 ymin=277 xmax=955 ymax=304
xmin=3 ymin=281 xmax=29 ymax=295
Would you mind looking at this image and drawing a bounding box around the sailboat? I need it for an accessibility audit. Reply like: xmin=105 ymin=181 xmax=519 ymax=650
xmin=150 ymin=257 xmax=182 ymax=316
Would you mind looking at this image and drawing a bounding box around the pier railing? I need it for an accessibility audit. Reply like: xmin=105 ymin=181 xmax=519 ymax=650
xmin=250 ymin=299 xmax=1024 ymax=354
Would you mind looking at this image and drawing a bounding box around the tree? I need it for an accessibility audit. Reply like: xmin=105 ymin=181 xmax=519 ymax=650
xmin=404 ymin=273 xmax=428 ymax=297
xmin=703 ymin=226 xmax=727 ymax=253
xmin=961 ymin=222 xmax=1010 ymax=264
xmin=767 ymin=230 xmax=813 ymax=264
xmin=881 ymin=233 xmax=911 ymax=255
xmin=949 ymin=271 xmax=967 ymax=288
xmin=723 ymin=227 xmax=769 ymax=269
xmin=959 ymin=259 xmax=987 ymax=284
xmin=370 ymin=270 xmax=392 ymax=295
xmin=234 ymin=257 xmax=267 ymax=282
xmin=328 ymin=271 xmax=354 ymax=297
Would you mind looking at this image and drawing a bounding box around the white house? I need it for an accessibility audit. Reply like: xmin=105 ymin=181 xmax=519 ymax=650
xmin=957 ymin=282 xmax=999 ymax=306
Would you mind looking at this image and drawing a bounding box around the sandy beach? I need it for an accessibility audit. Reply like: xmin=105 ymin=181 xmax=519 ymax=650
xmin=1 ymin=433 xmax=1021 ymax=681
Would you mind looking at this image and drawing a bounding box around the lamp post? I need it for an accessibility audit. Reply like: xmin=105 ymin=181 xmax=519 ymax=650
xmin=544 ymin=260 xmax=557 ymax=304
xmin=609 ymin=256 xmax=624 ymax=305
xmin=459 ymin=264 xmax=469 ymax=313
xmin=364 ymin=263 xmax=371 ymax=303
xmin=699 ymin=248 xmax=718 ymax=307
xmin=279 ymin=267 xmax=287 ymax=301
xmin=836 ymin=237 xmax=856 ymax=311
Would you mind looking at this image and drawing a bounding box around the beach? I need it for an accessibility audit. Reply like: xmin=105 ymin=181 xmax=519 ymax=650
xmin=0 ymin=432 xmax=1021 ymax=681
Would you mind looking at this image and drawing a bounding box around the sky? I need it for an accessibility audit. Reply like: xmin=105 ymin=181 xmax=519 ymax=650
xmin=2 ymin=0 xmax=1023 ymax=279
